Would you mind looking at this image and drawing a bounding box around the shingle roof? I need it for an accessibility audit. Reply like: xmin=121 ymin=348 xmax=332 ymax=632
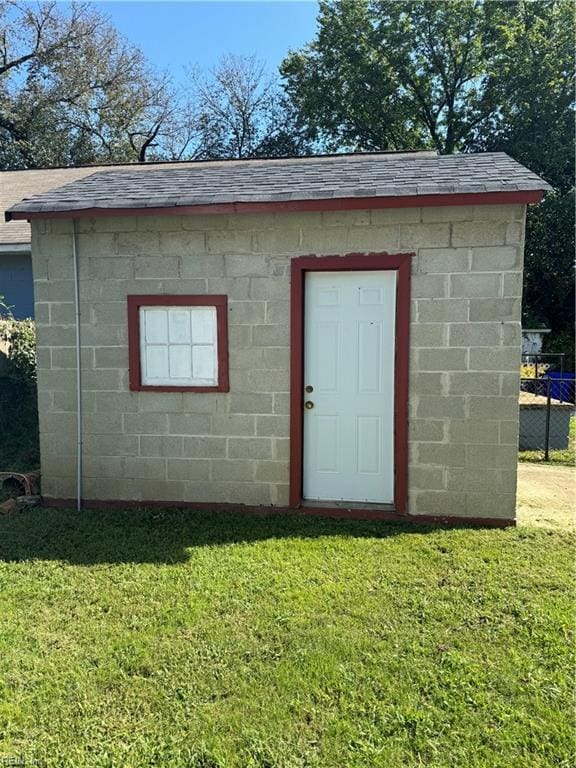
xmin=0 ymin=160 xmax=205 ymax=246
xmin=5 ymin=151 xmax=550 ymax=221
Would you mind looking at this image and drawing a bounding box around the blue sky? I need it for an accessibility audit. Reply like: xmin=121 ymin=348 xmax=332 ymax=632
xmin=93 ymin=1 xmax=320 ymax=83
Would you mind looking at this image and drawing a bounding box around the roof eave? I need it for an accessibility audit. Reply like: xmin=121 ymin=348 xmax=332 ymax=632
xmin=5 ymin=189 xmax=546 ymax=222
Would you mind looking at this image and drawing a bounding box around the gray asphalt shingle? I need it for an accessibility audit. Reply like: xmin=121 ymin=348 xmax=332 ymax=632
xmin=5 ymin=151 xmax=550 ymax=218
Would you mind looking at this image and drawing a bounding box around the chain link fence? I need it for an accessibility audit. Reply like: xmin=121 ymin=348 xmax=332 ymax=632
xmin=519 ymin=354 xmax=575 ymax=460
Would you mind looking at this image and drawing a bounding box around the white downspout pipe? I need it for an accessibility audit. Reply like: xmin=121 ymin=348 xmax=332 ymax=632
xmin=72 ymin=220 xmax=82 ymax=511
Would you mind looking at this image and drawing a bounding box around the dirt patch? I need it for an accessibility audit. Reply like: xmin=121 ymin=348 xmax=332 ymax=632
xmin=517 ymin=462 xmax=575 ymax=530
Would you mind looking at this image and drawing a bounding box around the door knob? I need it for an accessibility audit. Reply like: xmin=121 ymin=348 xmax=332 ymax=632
xmin=305 ymin=385 xmax=314 ymax=393
xmin=304 ymin=400 xmax=314 ymax=410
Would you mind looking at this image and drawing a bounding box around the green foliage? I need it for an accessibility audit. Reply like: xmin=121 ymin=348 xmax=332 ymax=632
xmin=0 ymin=508 xmax=572 ymax=766
xmin=0 ymin=315 xmax=37 ymax=384
xmin=281 ymin=0 xmax=575 ymax=353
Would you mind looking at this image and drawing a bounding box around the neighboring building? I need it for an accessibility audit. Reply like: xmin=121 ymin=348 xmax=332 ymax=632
xmin=0 ymin=162 xmax=206 ymax=318
xmin=521 ymin=328 xmax=551 ymax=355
xmin=5 ymin=151 xmax=549 ymax=524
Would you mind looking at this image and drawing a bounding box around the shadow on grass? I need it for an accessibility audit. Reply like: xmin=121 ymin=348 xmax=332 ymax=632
xmin=0 ymin=505 xmax=448 ymax=565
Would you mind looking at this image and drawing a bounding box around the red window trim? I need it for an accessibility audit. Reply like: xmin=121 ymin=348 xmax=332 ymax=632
xmin=127 ymin=294 xmax=229 ymax=393
xmin=289 ymin=252 xmax=412 ymax=514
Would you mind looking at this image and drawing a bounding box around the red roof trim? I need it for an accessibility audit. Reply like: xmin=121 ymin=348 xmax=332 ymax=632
xmin=7 ymin=190 xmax=544 ymax=221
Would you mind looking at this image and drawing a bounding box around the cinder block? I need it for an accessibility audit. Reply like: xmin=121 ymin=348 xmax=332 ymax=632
xmin=409 ymin=419 xmax=445 ymax=442
xmin=252 ymin=230 xmax=300 ymax=253
xmin=265 ymin=301 xmax=290 ymax=325
xmin=448 ymin=372 xmax=500 ymax=396
xmin=229 ymin=348 xmax=266 ymax=369
xmin=466 ymin=493 xmax=516 ymax=519
xmin=416 ymin=248 xmax=470 ymax=274
xmin=159 ymin=232 xmax=205 ymax=255
xmin=469 ymin=299 xmax=521 ymax=322
xmin=465 ymin=444 xmax=517 ymax=470
xmin=166 ymin=459 xmax=210 ymax=481
xmin=228 ymin=301 xmax=266 ymax=324
xmin=225 ymin=254 xmax=268 ymax=277
xmin=89 ymin=257 xmax=133 ymax=280
xmin=83 ymin=457 xmax=122 ymax=478
xmin=35 ymin=279 xmax=74 ymax=302
xmin=85 ymin=434 xmax=139 ymax=457
xmin=78 ymin=233 xmax=119 ymax=257
xmin=323 ymin=210 xmax=370 ymax=227
xmin=506 ymin=221 xmax=524 ymax=245
xmin=469 ymin=348 xmax=520 ymax=372
xmin=255 ymin=461 xmax=289 ymax=483
xmin=229 ymin=326 xmax=252 ymax=348
xmin=94 ymin=347 xmax=128 ymax=369
xmin=207 ymin=231 xmax=253 ymax=254
xmin=503 ymin=272 xmax=523 ymax=297
xmin=412 ymin=490 xmax=467 ymax=517
xmin=410 ymin=323 xmax=447 ymax=348
xmin=138 ymin=392 xmax=184 ymax=412
xmin=207 ymin=277 xmax=250 ymax=299
xmin=500 ymin=371 xmax=520 ymax=396
xmin=181 ymin=393 xmax=220 ymax=414
xmin=228 ymin=438 xmax=273 ymax=459
xmin=82 ymin=413 xmax=123 ymax=435
xmin=470 ymin=246 xmax=520 ymax=272
xmin=183 ymin=436 xmax=227 ymax=458
xmin=212 ymin=414 xmax=255 ymax=436
xmin=452 ymin=222 xmax=507 ymax=247
xmin=417 ymin=299 xmax=468 ymax=323
xmin=47 ymin=255 xmax=74 ymax=280
xmin=140 ymin=436 xmax=183 ymax=457
xmin=124 ymin=457 xmax=168 ymax=480
xmin=449 ymin=323 xmax=501 ymax=347
xmin=418 ymin=348 xmax=467 ymax=372
xmin=35 ymin=303 xmax=50 ymax=325
xmin=273 ymin=393 xmax=290 ymax=415
xmin=409 ymin=465 xmax=445 ymax=490
xmin=246 ymin=369 xmax=289 ymax=393
xmin=400 ymin=223 xmax=450 ymax=248
xmin=273 ymin=438 xmax=290 ymax=460
xmin=345 ymin=226 xmax=400 ymax=251
xmin=91 ymin=302 xmax=126 ymax=325
xmin=180 ymin=254 xmax=225 ymax=278
xmin=229 ymin=393 xmax=273 ymax=414
xmin=167 ymin=413 xmax=211 ymax=434
xmin=411 ymin=274 xmax=448 ymax=299
xmin=499 ymin=420 xmax=519 ymax=445
xmin=221 ymin=482 xmax=273 ymax=505
xmin=212 ymin=460 xmax=255 ymax=481
xmin=450 ymin=273 xmax=501 ymax=298
xmin=416 ymin=395 xmax=466 ymax=419
xmin=421 ymin=206 xmax=474 ymax=223
xmin=446 ymin=468 xmax=516 ymax=493
xmin=410 ymin=373 xmax=445 ymax=395
xmin=95 ymin=216 xmax=138 ymax=233
xmin=81 ymin=369 xmax=123 ymax=391
xmin=135 ymin=256 xmax=179 ymax=278
xmin=256 ymin=414 xmax=289 ymax=437
xmin=249 ymin=277 xmax=289 ymax=301
xmin=472 ymin=204 xmax=524 ymax=221
xmin=500 ymin=323 xmax=521 ymax=346
xmin=468 ymin=396 xmax=519 ymax=420
xmin=252 ymin=325 xmax=290 ymax=347
xmin=300 ymin=227 xmax=352 ymax=253
xmin=371 ymin=208 xmax=421 ymax=224
xmin=416 ymin=443 xmax=467 ymax=467
xmin=123 ymin=413 xmax=168 ymax=435
xmin=96 ymin=391 xmax=138 ymax=413
xmin=116 ymin=232 xmax=160 ymax=256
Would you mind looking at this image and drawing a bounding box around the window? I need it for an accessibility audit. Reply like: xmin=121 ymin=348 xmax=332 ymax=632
xmin=127 ymin=295 xmax=229 ymax=392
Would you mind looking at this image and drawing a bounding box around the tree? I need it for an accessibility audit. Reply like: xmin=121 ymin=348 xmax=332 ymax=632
xmin=0 ymin=1 xmax=189 ymax=168
xmin=282 ymin=0 xmax=575 ymax=359
xmin=187 ymin=55 xmax=310 ymax=160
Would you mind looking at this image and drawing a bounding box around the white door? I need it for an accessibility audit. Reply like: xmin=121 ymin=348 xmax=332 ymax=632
xmin=303 ymin=270 xmax=396 ymax=503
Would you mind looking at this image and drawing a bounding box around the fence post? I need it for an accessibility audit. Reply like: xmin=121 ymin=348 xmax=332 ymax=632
xmin=544 ymin=377 xmax=551 ymax=461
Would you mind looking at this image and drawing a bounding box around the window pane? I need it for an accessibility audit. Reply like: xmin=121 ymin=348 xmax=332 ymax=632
xmin=169 ymin=345 xmax=192 ymax=379
xmin=192 ymin=345 xmax=216 ymax=382
xmin=145 ymin=345 xmax=169 ymax=380
xmin=168 ymin=310 xmax=191 ymax=343
xmin=191 ymin=308 xmax=216 ymax=344
xmin=144 ymin=309 xmax=168 ymax=343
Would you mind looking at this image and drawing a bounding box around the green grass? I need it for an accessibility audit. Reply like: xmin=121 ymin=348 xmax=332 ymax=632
xmin=0 ymin=508 xmax=573 ymax=768
xmin=519 ymin=416 xmax=575 ymax=467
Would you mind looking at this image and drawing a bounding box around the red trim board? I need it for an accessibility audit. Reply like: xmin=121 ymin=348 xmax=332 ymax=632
xmin=43 ymin=497 xmax=515 ymax=528
xmin=6 ymin=190 xmax=543 ymax=221
xmin=289 ymin=252 xmax=411 ymax=513
xmin=127 ymin=294 xmax=229 ymax=392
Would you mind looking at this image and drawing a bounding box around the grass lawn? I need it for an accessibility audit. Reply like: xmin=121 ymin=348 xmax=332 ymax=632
xmin=0 ymin=508 xmax=573 ymax=768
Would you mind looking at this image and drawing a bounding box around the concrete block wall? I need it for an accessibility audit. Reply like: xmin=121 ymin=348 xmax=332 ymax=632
xmin=31 ymin=202 xmax=526 ymax=519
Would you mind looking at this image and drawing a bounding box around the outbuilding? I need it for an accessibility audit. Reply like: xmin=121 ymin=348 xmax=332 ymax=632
xmin=5 ymin=151 xmax=549 ymax=524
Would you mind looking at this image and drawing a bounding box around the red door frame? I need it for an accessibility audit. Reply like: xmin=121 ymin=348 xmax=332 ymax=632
xmin=289 ymin=252 xmax=412 ymax=513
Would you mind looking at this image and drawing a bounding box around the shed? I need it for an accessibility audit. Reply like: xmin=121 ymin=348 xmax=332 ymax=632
xmin=5 ymin=151 xmax=550 ymax=524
